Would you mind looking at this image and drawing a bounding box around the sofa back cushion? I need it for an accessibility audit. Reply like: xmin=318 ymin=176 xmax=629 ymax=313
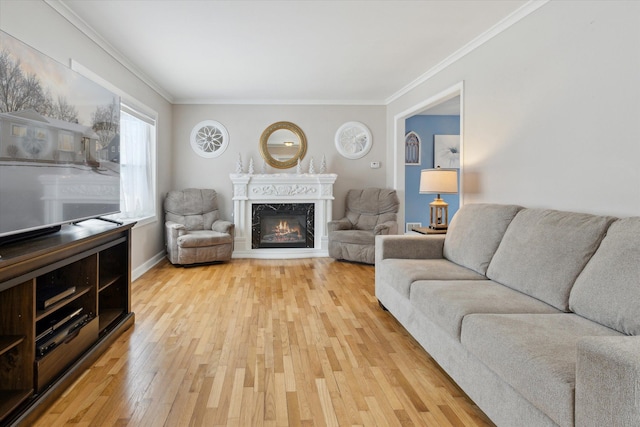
xmin=486 ymin=208 xmax=615 ymax=311
xmin=443 ymin=203 xmax=523 ymax=275
xmin=569 ymin=217 xmax=640 ymax=335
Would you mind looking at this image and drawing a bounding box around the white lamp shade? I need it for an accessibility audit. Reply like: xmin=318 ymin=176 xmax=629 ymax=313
xmin=419 ymin=168 xmax=458 ymax=194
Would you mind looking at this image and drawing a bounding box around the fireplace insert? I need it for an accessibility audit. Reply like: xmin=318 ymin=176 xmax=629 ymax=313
xmin=252 ymin=203 xmax=314 ymax=249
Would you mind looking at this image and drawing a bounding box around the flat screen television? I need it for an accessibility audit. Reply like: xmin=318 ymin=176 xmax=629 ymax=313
xmin=0 ymin=31 xmax=121 ymax=245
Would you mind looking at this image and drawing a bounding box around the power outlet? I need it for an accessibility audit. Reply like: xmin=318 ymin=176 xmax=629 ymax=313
xmin=370 ymin=161 xmax=380 ymax=169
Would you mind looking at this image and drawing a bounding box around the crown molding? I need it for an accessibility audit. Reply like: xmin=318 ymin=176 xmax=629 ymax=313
xmin=172 ymin=98 xmax=386 ymax=106
xmin=385 ymin=0 xmax=550 ymax=105
xmin=47 ymin=0 xmax=548 ymax=107
xmin=46 ymin=0 xmax=175 ymax=103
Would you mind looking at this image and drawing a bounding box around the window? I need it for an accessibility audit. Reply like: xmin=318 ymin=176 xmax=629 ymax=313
xmin=58 ymin=132 xmax=74 ymax=152
xmin=69 ymin=60 xmax=157 ymax=223
xmin=117 ymin=103 xmax=156 ymax=221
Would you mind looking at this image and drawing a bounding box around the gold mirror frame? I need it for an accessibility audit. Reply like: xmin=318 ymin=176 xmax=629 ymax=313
xmin=259 ymin=121 xmax=307 ymax=169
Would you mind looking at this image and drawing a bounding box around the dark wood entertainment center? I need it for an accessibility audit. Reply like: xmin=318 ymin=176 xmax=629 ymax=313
xmin=0 ymin=221 xmax=135 ymax=426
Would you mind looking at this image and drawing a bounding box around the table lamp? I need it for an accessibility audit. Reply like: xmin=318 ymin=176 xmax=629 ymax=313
xmin=419 ymin=167 xmax=458 ymax=230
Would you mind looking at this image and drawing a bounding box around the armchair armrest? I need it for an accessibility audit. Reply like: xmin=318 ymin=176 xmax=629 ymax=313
xmin=374 ymin=220 xmax=398 ymax=236
xmin=327 ymin=218 xmax=352 ymax=233
xmin=165 ymin=221 xmax=186 ymax=262
xmin=165 ymin=220 xmax=186 ymax=239
xmin=212 ymin=220 xmax=234 ymax=235
xmin=375 ymin=234 xmax=446 ymax=263
xmin=575 ymin=336 xmax=640 ymax=427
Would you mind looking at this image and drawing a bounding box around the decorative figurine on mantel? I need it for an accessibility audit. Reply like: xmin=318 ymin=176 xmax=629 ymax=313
xmin=296 ymin=158 xmax=302 ymax=174
xmin=308 ymin=157 xmax=315 ymax=174
xmin=248 ymin=157 xmax=254 ymax=174
xmin=319 ymin=155 xmax=327 ymax=174
xmin=235 ymin=153 xmax=243 ymax=173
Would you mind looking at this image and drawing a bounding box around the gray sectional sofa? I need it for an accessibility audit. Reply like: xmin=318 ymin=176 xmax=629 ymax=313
xmin=375 ymin=203 xmax=639 ymax=427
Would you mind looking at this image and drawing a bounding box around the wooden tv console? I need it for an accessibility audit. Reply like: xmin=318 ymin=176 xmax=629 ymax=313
xmin=0 ymin=221 xmax=135 ymax=426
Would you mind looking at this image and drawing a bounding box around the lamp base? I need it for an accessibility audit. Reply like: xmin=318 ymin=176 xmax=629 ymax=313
xmin=429 ymin=197 xmax=450 ymax=230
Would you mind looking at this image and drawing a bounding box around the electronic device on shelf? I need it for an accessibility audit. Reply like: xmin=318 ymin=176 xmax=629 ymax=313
xmin=36 ymin=307 xmax=84 ymax=342
xmin=36 ymin=286 xmax=77 ymax=310
xmin=36 ymin=312 xmax=91 ymax=357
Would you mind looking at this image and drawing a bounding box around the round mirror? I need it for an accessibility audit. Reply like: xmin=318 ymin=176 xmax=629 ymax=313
xmin=260 ymin=121 xmax=307 ymax=169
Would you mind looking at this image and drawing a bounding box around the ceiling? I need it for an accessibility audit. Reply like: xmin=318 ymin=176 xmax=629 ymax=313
xmin=55 ymin=0 xmax=529 ymax=104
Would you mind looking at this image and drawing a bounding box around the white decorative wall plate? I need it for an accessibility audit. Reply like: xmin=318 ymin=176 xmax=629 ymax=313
xmin=334 ymin=121 xmax=372 ymax=159
xmin=190 ymin=120 xmax=229 ymax=158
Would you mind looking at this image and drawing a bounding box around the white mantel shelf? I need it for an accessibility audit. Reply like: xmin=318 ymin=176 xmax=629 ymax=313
xmin=230 ymin=173 xmax=338 ymax=258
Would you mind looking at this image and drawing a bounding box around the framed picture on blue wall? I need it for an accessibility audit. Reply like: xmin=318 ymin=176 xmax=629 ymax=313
xmin=434 ymin=135 xmax=460 ymax=168
xmin=405 ymin=131 xmax=421 ymax=165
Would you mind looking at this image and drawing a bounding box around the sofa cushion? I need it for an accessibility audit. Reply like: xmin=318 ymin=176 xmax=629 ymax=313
xmin=569 ymin=217 xmax=640 ymax=335
xmin=486 ymin=208 xmax=615 ymax=311
xmin=410 ymin=280 xmax=559 ymax=340
xmin=461 ymin=313 xmax=622 ymax=427
xmin=443 ymin=203 xmax=522 ymax=275
xmin=376 ymin=259 xmax=486 ymax=299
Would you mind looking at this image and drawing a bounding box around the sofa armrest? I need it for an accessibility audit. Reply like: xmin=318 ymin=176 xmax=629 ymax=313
xmin=212 ymin=219 xmax=234 ymax=235
xmin=375 ymin=234 xmax=446 ymax=263
xmin=374 ymin=220 xmax=398 ymax=236
xmin=327 ymin=218 xmax=352 ymax=232
xmin=575 ymin=336 xmax=640 ymax=427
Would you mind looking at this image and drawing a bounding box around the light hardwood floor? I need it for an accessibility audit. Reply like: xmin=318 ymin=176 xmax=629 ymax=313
xmin=34 ymin=258 xmax=493 ymax=427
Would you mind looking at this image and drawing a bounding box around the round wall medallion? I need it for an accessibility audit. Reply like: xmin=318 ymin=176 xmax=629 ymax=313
xmin=334 ymin=121 xmax=372 ymax=159
xmin=190 ymin=120 xmax=229 ymax=158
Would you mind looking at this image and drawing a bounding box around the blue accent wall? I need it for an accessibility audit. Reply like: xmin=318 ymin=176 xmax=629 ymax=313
xmin=405 ymin=115 xmax=460 ymax=230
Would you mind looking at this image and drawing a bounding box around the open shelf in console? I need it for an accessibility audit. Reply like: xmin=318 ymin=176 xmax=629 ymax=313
xmin=0 ymin=336 xmax=24 ymax=356
xmin=0 ymin=279 xmax=34 ymax=426
xmin=97 ymin=237 xmax=129 ymax=334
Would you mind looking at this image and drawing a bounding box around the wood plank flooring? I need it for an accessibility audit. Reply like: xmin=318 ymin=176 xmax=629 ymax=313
xmin=34 ymin=258 xmax=493 ymax=427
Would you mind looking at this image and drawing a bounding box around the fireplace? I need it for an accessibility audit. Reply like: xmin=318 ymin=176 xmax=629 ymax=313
xmin=252 ymin=203 xmax=314 ymax=249
xmin=230 ymin=172 xmax=336 ymax=258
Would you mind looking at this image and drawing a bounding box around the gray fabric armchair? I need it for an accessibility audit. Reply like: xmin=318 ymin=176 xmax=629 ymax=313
xmin=328 ymin=188 xmax=399 ymax=264
xmin=164 ymin=188 xmax=234 ymax=265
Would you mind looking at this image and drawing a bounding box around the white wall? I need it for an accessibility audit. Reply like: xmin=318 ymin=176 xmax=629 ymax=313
xmin=171 ymin=104 xmax=386 ymax=220
xmin=388 ymin=1 xmax=640 ymax=219
xmin=0 ymin=0 xmax=173 ymax=275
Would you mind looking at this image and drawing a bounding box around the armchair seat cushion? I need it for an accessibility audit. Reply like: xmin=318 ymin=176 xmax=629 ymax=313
xmin=177 ymin=230 xmax=233 ymax=248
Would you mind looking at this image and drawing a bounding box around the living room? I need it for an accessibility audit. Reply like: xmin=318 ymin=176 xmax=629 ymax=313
xmin=0 ymin=0 xmax=638 ymax=426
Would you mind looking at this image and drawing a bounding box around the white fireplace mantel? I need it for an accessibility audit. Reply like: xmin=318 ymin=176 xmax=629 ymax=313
xmin=230 ymin=173 xmax=337 ymax=258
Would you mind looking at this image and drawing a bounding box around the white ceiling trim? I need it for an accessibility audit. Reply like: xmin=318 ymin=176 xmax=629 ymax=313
xmin=172 ymin=98 xmax=387 ymax=106
xmin=46 ymin=0 xmax=548 ymax=107
xmin=386 ymin=0 xmax=550 ymax=105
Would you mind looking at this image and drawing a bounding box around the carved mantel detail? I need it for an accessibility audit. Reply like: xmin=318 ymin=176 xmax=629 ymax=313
xmin=251 ymin=184 xmax=317 ymax=197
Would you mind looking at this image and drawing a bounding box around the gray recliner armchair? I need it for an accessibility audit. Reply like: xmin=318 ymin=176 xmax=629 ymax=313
xmin=328 ymin=188 xmax=399 ymax=264
xmin=164 ymin=188 xmax=234 ymax=265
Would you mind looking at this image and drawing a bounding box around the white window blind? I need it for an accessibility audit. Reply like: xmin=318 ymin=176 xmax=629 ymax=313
xmin=118 ymin=103 xmax=156 ymax=220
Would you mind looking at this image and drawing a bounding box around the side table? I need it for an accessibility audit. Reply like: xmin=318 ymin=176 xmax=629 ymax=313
xmin=413 ymin=227 xmax=447 ymax=235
